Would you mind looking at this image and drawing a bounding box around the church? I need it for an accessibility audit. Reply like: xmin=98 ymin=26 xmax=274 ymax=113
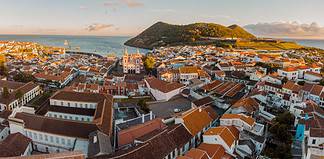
xmin=122 ymin=48 xmax=144 ymax=74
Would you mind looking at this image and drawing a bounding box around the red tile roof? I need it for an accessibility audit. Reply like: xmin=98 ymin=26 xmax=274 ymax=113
xmin=204 ymin=126 xmax=239 ymax=148
xmin=118 ymin=118 xmax=166 ymax=147
xmin=197 ymin=143 xmax=226 ymax=159
xmin=185 ymin=148 xmax=209 ymax=159
xmin=282 ymin=67 xmax=297 ymax=72
xmin=180 ymin=108 xmax=213 ymax=136
xmin=0 ymin=133 xmax=31 ymax=157
xmin=201 ymin=80 xmax=223 ymax=92
xmin=145 ymin=77 xmax=184 ymax=93
xmin=232 ymin=97 xmax=259 ymax=114
xmin=221 ymin=114 xmax=255 ymax=127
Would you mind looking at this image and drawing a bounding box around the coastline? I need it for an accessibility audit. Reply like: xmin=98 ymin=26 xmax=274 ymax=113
xmin=1 ymin=35 xmax=323 ymax=57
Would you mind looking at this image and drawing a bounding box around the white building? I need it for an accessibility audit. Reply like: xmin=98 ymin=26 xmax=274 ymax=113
xmin=175 ymin=107 xmax=215 ymax=148
xmin=304 ymin=71 xmax=322 ymax=82
xmin=220 ymin=114 xmax=264 ymax=136
xmin=203 ymin=126 xmax=239 ymax=154
xmin=145 ymin=77 xmax=185 ymax=101
xmin=0 ymin=80 xmax=42 ymax=111
xmin=178 ymin=66 xmax=210 ymax=85
xmin=278 ymin=67 xmax=298 ymax=80
xmin=8 ymin=90 xmax=114 ymax=157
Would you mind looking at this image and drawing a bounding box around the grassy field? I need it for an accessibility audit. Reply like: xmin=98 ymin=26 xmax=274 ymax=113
xmin=236 ymin=41 xmax=303 ymax=50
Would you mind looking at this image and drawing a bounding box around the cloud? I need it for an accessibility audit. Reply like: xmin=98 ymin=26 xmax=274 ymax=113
xmin=103 ymin=0 xmax=143 ymax=9
xmin=244 ymin=21 xmax=324 ymax=38
xmin=86 ymin=23 xmax=114 ymax=32
xmin=103 ymin=1 xmax=120 ymax=7
xmin=120 ymin=0 xmax=143 ymax=8
xmin=79 ymin=6 xmax=88 ymax=10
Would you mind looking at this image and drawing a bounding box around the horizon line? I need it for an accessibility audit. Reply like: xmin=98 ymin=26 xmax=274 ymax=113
xmin=1 ymin=34 xmax=324 ymax=41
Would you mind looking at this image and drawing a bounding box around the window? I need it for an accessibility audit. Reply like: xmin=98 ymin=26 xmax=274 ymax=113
xmin=50 ymin=136 xmax=54 ymax=142
xmin=45 ymin=135 xmax=48 ymax=141
xmin=56 ymin=137 xmax=59 ymax=144
xmin=34 ymin=133 xmax=37 ymax=139
xmin=61 ymin=138 xmax=65 ymax=145
xmin=312 ymin=139 xmax=316 ymax=144
xmin=39 ymin=134 xmax=43 ymax=140
xmin=67 ymin=139 xmax=71 ymax=146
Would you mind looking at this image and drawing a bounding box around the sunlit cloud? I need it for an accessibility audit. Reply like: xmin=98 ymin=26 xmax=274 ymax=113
xmin=103 ymin=0 xmax=143 ymax=9
xmin=86 ymin=23 xmax=114 ymax=32
xmin=245 ymin=21 xmax=324 ymax=39
xmin=120 ymin=0 xmax=143 ymax=8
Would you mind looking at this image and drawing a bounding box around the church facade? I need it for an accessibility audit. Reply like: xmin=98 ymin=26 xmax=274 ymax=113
xmin=122 ymin=48 xmax=143 ymax=74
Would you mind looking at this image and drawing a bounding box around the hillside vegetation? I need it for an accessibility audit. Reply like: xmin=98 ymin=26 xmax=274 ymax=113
xmin=236 ymin=41 xmax=303 ymax=50
xmin=125 ymin=22 xmax=256 ymax=49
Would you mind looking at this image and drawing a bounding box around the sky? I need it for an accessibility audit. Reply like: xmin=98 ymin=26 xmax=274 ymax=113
xmin=1 ymin=0 xmax=324 ymax=39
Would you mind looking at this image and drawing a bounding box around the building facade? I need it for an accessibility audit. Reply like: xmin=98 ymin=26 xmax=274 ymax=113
xmin=122 ymin=49 xmax=143 ymax=74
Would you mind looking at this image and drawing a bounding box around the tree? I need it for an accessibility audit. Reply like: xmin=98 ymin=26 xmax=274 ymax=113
xmin=264 ymin=111 xmax=294 ymax=159
xmin=15 ymin=90 xmax=24 ymax=105
xmin=281 ymin=77 xmax=288 ymax=84
xmin=0 ymin=62 xmax=8 ymax=77
xmin=13 ymin=72 xmax=35 ymax=83
xmin=297 ymin=81 xmax=305 ymax=86
xmin=138 ymin=99 xmax=150 ymax=113
xmin=320 ymin=79 xmax=324 ymax=86
xmin=143 ymin=55 xmax=155 ymax=73
xmin=269 ymin=111 xmax=294 ymax=143
xmin=2 ymin=87 xmax=10 ymax=98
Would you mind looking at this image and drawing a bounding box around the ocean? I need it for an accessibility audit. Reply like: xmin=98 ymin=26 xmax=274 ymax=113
xmin=0 ymin=35 xmax=144 ymax=57
xmin=284 ymin=39 xmax=324 ymax=50
xmin=0 ymin=35 xmax=323 ymax=57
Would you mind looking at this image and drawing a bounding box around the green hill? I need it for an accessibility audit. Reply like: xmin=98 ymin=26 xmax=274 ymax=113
xmin=125 ymin=22 xmax=256 ymax=49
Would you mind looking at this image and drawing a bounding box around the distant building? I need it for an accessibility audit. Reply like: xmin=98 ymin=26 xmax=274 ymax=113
xmin=145 ymin=76 xmax=185 ymax=101
xmin=179 ymin=66 xmax=211 ymax=85
xmin=0 ymin=80 xmax=42 ymax=111
xmin=122 ymin=48 xmax=143 ymax=74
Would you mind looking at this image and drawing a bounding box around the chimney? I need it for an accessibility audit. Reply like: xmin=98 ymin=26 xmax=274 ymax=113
xmin=93 ymin=135 xmax=98 ymax=143
xmin=150 ymin=111 xmax=153 ymax=120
